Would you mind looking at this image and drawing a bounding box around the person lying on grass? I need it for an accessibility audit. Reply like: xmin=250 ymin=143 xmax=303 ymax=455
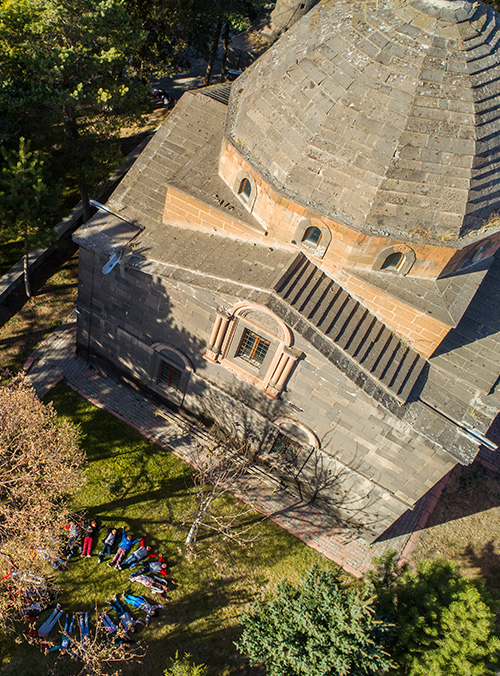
xmin=98 ymin=526 xmax=118 ymax=564
xmin=120 ymin=536 xmax=154 ymax=569
xmin=63 ymin=521 xmax=81 ymax=557
xmin=133 ymin=554 xmax=169 ymax=577
xmin=108 ymin=528 xmax=140 ymax=570
xmin=122 ymin=592 xmax=163 ymax=625
xmin=48 ymin=614 xmax=78 ymax=660
xmin=128 ymin=573 xmax=170 ymax=596
xmin=81 ymin=520 xmax=98 ymax=558
xmin=107 ymin=595 xmax=145 ymax=633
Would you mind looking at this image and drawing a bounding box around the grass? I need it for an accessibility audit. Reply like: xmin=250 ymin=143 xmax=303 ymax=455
xmin=0 ymin=241 xmax=79 ymax=377
xmin=414 ymin=462 xmax=500 ymax=596
xmin=2 ymin=383 xmax=339 ymax=676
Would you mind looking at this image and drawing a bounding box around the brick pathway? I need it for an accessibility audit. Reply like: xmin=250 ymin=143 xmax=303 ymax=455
xmin=25 ymin=313 xmax=450 ymax=577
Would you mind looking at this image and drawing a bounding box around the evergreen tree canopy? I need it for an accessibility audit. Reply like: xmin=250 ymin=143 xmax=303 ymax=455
xmin=370 ymin=555 xmax=500 ymax=676
xmin=0 ymin=0 xmax=147 ymax=219
xmin=236 ymin=565 xmax=392 ymax=676
xmin=0 ymin=137 xmax=61 ymax=296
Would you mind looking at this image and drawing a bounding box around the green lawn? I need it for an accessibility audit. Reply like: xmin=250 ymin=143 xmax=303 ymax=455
xmin=2 ymin=383 xmax=338 ymax=676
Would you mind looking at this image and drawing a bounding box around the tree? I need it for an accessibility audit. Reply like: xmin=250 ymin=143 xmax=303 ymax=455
xmin=0 ymin=375 xmax=84 ymax=628
xmin=236 ymin=565 xmax=392 ymax=676
xmin=164 ymin=652 xmax=208 ymax=676
xmin=124 ymin=0 xmax=268 ymax=84
xmin=0 ymin=137 xmax=61 ymax=298
xmin=0 ymin=0 xmax=147 ymax=221
xmin=182 ymin=437 xmax=259 ymax=551
xmin=369 ymin=555 xmax=500 ymax=676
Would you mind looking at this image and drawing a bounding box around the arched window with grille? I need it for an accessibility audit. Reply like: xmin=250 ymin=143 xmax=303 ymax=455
xmin=151 ymin=343 xmax=194 ymax=405
xmin=293 ymin=220 xmax=331 ymax=258
xmin=373 ymin=246 xmax=415 ymax=275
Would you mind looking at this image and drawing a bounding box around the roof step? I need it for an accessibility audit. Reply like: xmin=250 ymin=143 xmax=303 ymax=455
xmin=362 ymin=327 xmax=393 ymax=372
xmin=398 ymin=354 xmax=426 ymax=401
xmin=336 ymin=306 xmax=367 ymax=349
xmin=381 ymin=344 xmax=409 ymax=388
xmin=302 ymin=275 xmax=335 ymax=321
xmin=273 ymin=258 xmax=426 ymax=402
xmin=276 ymin=256 xmax=310 ymax=298
xmin=372 ymin=334 xmax=402 ymax=380
xmin=289 ymin=263 xmax=322 ymax=307
xmin=319 ymin=288 xmax=351 ymax=333
xmin=355 ymin=322 xmax=385 ymax=363
xmin=344 ymin=313 xmax=376 ymax=356
xmin=326 ymin=297 xmax=360 ymax=341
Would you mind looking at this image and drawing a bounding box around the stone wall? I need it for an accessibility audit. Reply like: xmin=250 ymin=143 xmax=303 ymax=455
xmin=76 ymin=246 xmax=457 ymax=539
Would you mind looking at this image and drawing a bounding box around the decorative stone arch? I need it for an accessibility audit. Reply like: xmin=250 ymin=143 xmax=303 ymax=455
xmin=233 ymin=169 xmax=257 ymax=211
xmin=231 ymin=301 xmax=293 ymax=345
xmin=292 ymin=218 xmax=331 ymax=259
xmin=150 ymin=342 xmax=194 ymax=405
xmin=152 ymin=343 xmax=195 ymax=372
xmin=272 ymin=417 xmax=320 ymax=448
xmin=203 ymin=302 xmax=301 ymax=399
xmin=373 ymin=244 xmax=416 ymax=276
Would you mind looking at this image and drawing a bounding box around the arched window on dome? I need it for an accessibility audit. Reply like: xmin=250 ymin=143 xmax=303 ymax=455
xmin=233 ymin=171 xmax=257 ymax=211
xmin=238 ymin=178 xmax=252 ymax=202
xmin=373 ymin=246 xmax=415 ymax=275
xmin=302 ymin=226 xmax=322 ymax=247
xmin=293 ymin=220 xmax=331 ymax=259
xmin=381 ymin=251 xmax=404 ymax=271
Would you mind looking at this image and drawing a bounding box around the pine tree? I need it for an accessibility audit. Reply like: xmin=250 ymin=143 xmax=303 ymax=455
xmin=369 ymin=556 xmax=500 ymax=676
xmin=236 ymin=565 xmax=392 ymax=676
xmin=0 ymin=138 xmax=60 ymax=297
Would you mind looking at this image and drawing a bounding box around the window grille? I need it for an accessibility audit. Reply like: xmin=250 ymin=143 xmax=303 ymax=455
xmin=158 ymin=361 xmax=182 ymax=389
xmin=237 ymin=328 xmax=270 ymax=366
xmin=270 ymin=432 xmax=302 ymax=463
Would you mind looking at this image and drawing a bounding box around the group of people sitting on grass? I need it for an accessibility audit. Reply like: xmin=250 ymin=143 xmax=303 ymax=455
xmin=64 ymin=520 xmax=174 ymax=595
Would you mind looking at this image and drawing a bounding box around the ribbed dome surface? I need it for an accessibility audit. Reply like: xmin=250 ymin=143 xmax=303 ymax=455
xmin=226 ymin=0 xmax=500 ymax=244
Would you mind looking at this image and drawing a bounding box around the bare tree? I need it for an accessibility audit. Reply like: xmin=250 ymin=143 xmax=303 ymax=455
xmin=185 ymin=441 xmax=263 ymax=551
xmin=0 ymin=374 xmax=84 ymax=627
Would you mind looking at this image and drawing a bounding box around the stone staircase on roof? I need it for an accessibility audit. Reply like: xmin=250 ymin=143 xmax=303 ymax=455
xmin=199 ymin=84 xmax=232 ymax=106
xmin=274 ymin=255 xmax=426 ymax=402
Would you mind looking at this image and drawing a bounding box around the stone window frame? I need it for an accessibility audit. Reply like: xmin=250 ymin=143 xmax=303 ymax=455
xmin=150 ymin=342 xmax=194 ymax=405
xmin=264 ymin=417 xmax=320 ymax=472
xmin=292 ymin=219 xmax=331 ymax=259
xmin=234 ymin=169 xmax=257 ymax=212
xmin=373 ymin=245 xmax=415 ymax=276
xmin=203 ymin=302 xmax=302 ymax=399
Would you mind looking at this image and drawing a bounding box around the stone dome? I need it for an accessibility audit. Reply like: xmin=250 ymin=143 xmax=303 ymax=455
xmin=226 ymin=0 xmax=500 ymax=244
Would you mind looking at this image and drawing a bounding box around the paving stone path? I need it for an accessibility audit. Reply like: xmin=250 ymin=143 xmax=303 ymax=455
xmin=25 ymin=313 xmax=453 ymax=577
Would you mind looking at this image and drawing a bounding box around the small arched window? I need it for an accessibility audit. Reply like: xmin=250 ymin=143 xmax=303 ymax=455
xmin=381 ymin=252 xmax=404 ymax=271
xmin=302 ymin=226 xmax=322 ymax=247
xmin=238 ymin=178 xmax=252 ymax=202
xmin=151 ymin=343 xmax=194 ymax=404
